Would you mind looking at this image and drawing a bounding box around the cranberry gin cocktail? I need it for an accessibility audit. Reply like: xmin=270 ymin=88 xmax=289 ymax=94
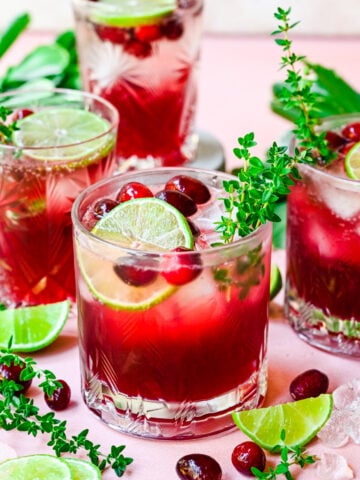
xmin=72 ymin=0 xmax=203 ymax=169
xmin=0 ymin=89 xmax=118 ymax=307
xmin=72 ymin=168 xmax=271 ymax=439
xmin=285 ymin=114 xmax=360 ymax=357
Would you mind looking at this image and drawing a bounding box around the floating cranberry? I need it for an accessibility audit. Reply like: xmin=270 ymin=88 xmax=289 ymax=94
xmin=161 ymin=247 xmax=202 ymax=285
xmin=44 ymin=379 xmax=71 ymax=411
xmin=13 ymin=109 xmax=34 ymax=121
xmin=325 ymin=131 xmax=347 ymax=151
xmin=289 ymin=369 xmax=329 ymax=401
xmin=114 ymin=262 xmax=158 ymax=287
xmin=165 ymin=175 xmax=211 ymax=204
xmin=93 ymin=198 xmax=118 ymax=219
xmin=0 ymin=361 xmax=32 ymax=394
xmin=231 ymin=441 xmax=266 ymax=476
xmin=155 ymin=190 xmax=197 ymax=217
xmin=339 ymin=141 xmax=356 ymax=156
xmin=161 ymin=16 xmax=184 ymax=40
xmin=116 ymin=182 xmax=153 ymax=202
xmin=124 ymin=38 xmax=152 ymax=58
xmin=135 ymin=24 xmax=162 ymax=42
xmin=342 ymin=122 xmax=360 ymax=142
xmin=94 ymin=24 xmax=130 ymax=44
xmin=176 ymin=453 xmax=222 ymax=480
xmin=187 ymin=219 xmax=200 ymax=239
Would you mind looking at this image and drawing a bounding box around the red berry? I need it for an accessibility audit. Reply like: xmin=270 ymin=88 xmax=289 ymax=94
xmin=161 ymin=247 xmax=202 ymax=285
xmin=13 ymin=109 xmax=34 ymax=121
xmin=339 ymin=141 xmax=356 ymax=156
xmin=113 ymin=262 xmax=158 ymax=287
xmin=116 ymin=182 xmax=153 ymax=202
xmin=176 ymin=453 xmax=222 ymax=480
xmin=0 ymin=361 xmax=32 ymax=394
xmin=44 ymin=379 xmax=71 ymax=411
xmin=187 ymin=219 xmax=200 ymax=239
xmin=342 ymin=122 xmax=360 ymax=142
xmin=134 ymin=24 xmax=162 ymax=42
xmin=155 ymin=190 xmax=197 ymax=217
xmin=165 ymin=175 xmax=211 ymax=204
xmin=93 ymin=198 xmax=118 ymax=219
xmin=124 ymin=38 xmax=152 ymax=58
xmin=231 ymin=441 xmax=266 ymax=476
xmin=325 ymin=130 xmax=347 ymax=151
xmin=289 ymin=369 xmax=329 ymax=401
xmin=161 ymin=16 xmax=184 ymax=40
xmin=94 ymin=24 xmax=130 ymax=44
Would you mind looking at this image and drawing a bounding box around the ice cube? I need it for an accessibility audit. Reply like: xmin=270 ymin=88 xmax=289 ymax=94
xmin=317 ymin=409 xmax=350 ymax=448
xmin=333 ymin=379 xmax=360 ymax=411
xmin=314 ymin=177 xmax=360 ymax=220
xmin=315 ymin=452 xmax=354 ymax=480
xmin=348 ymin=411 xmax=360 ymax=444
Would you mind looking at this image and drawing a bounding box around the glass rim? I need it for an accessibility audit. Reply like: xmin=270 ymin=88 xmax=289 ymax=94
xmin=72 ymin=166 xmax=271 ymax=258
xmin=0 ymin=87 xmax=119 ymax=154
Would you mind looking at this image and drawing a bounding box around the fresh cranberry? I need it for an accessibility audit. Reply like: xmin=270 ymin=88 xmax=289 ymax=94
xmin=155 ymin=190 xmax=197 ymax=217
xmin=116 ymin=182 xmax=153 ymax=202
xmin=113 ymin=262 xmax=158 ymax=286
xmin=165 ymin=175 xmax=211 ymax=204
xmin=325 ymin=131 xmax=347 ymax=151
xmin=161 ymin=247 xmax=202 ymax=285
xmin=176 ymin=453 xmax=222 ymax=480
xmin=187 ymin=219 xmax=200 ymax=239
xmin=231 ymin=441 xmax=266 ymax=476
xmin=93 ymin=198 xmax=118 ymax=219
xmin=0 ymin=361 xmax=32 ymax=394
xmin=94 ymin=24 xmax=130 ymax=44
xmin=13 ymin=109 xmax=34 ymax=121
xmin=161 ymin=16 xmax=184 ymax=40
xmin=342 ymin=122 xmax=360 ymax=142
xmin=124 ymin=38 xmax=152 ymax=58
xmin=339 ymin=141 xmax=356 ymax=156
xmin=134 ymin=24 xmax=162 ymax=42
xmin=289 ymin=369 xmax=329 ymax=401
xmin=44 ymin=379 xmax=71 ymax=411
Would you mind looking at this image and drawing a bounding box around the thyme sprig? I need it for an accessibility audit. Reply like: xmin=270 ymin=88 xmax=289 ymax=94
xmin=251 ymin=430 xmax=317 ymax=479
xmin=0 ymin=106 xmax=18 ymax=143
xmin=0 ymin=348 xmax=133 ymax=477
xmin=216 ymin=7 xmax=333 ymax=244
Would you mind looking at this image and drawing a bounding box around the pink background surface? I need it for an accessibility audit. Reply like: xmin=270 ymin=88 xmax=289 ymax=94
xmin=1 ymin=32 xmax=360 ymax=478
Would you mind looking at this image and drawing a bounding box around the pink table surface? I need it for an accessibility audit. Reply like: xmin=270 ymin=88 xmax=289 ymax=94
xmin=1 ymin=32 xmax=360 ymax=479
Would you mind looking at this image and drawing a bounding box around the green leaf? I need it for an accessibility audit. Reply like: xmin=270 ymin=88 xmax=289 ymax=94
xmin=272 ymin=199 xmax=287 ymax=248
xmin=0 ymin=13 xmax=30 ymax=59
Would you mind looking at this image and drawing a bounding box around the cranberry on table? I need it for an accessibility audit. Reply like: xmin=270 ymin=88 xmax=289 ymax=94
xmin=341 ymin=122 xmax=360 ymax=142
xmin=289 ymin=369 xmax=329 ymax=401
xmin=165 ymin=175 xmax=211 ymax=204
xmin=155 ymin=190 xmax=197 ymax=217
xmin=93 ymin=198 xmax=118 ymax=219
xmin=176 ymin=453 xmax=222 ymax=480
xmin=44 ymin=379 xmax=71 ymax=411
xmin=114 ymin=262 xmax=158 ymax=287
xmin=0 ymin=361 xmax=32 ymax=394
xmin=231 ymin=441 xmax=266 ymax=476
xmin=116 ymin=182 xmax=153 ymax=202
xmin=161 ymin=247 xmax=202 ymax=285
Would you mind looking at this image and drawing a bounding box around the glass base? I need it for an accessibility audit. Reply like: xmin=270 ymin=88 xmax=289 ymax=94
xmin=81 ymin=360 xmax=267 ymax=440
xmin=285 ymin=283 xmax=360 ymax=357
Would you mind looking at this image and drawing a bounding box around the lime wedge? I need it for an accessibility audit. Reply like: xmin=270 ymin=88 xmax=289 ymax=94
xmin=91 ymin=0 xmax=176 ymax=28
xmin=63 ymin=458 xmax=101 ymax=480
xmin=12 ymin=107 xmax=112 ymax=162
xmin=0 ymin=300 xmax=70 ymax=352
xmin=344 ymin=142 xmax=360 ymax=179
xmin=270 ymin=264 xmax=282 ymax=300
xmin=233 ymin=394 xmax=333 ymax=451
xmin=77 ymin=197 xmax=193 ymax=310
xmin=0 ymin=454 xmax=72 ymax=480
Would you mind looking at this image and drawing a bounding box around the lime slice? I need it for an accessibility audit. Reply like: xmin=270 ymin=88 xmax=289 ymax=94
xmin=270 ymin=264 xmax=282 ymax=300
xmin=12 ymin=107 xmax=112 ymax=162
xmin=233 ymin=394 xmax=333 ymax=451
xmin=77 ymin=197 xmax=193 ymax=310
xmin=0 ymin=454 xmax=72 ymax=480
xmin=63 ymin=458 xmax=101 ymax=480
xmin=0 ymin=300 xmax=70 ymax=352
xmin=91 ymin=0 xmax=176 ymax=28
xmin=345 ymin=142 xmax=360 ymax=179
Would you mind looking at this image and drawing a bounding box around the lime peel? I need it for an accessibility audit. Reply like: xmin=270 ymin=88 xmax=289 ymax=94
xmin=270 ymin=264 xmax=282 ymax=300
xmin=232 ymin=394 xmax=333 ymax=451
xmin=0 ymin=454 xmax=72 ymax=480
xmin=63 ymin=457 xmax=102 ymax=480
xmin=345 ymin=141 xmax=360 ymax=180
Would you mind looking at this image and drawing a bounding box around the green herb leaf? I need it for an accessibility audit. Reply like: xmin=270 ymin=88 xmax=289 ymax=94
xmin=0 ymin=13 xmax=30 ymax=60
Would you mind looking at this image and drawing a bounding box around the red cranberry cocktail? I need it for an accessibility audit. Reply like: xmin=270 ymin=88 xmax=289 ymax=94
xmin=72 ymin=0 xmax=203 ymax=169
xmin=285 ymin=114 xmax=360 ymax=357
xmin=72 ymin=168 xmax=271 ymax=439
xmin=0 ymin=89 xmax=118 ymax=307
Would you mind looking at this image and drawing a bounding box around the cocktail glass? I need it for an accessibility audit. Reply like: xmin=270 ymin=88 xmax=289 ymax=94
xmin=71 ymin=0 xmax=203 ymax=169
xmin=285 ymin=114 xmax=360 ymax=357
xmin=72 ymin=167 xmax=271 ymax=439
xmin=0 ymin=88 xmax=119 ymax=307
